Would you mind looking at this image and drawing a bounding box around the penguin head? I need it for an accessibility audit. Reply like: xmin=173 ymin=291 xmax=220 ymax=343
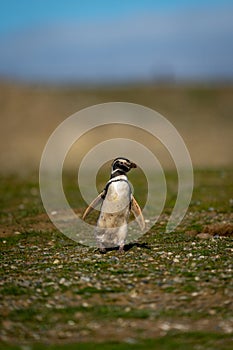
xmin=111 ymin=157 xmax=137 ymax=175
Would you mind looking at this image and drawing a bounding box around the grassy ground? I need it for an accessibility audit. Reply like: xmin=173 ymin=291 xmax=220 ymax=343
xmin=0 ymin=169 xmax=232 ymax=349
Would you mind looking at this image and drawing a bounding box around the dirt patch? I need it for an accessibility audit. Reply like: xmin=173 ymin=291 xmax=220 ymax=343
xmin=0 ymin=209 xmax=85 ymax=238
xmin=186 ymin=222 xmax=233 ymax=238
xmin=0 ymin=213 xmax=54 ymax=237
xmin=203 ymin=223 xmax=233 ymax=237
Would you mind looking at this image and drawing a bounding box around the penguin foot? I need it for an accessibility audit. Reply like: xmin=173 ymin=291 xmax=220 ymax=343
xmin=118 ymin=245 xmax=125 ymax=253
xmin=99 ymin=247 xmax=107 ymax=254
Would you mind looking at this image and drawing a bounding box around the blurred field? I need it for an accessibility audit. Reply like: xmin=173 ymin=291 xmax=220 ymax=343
xmin=0 ymin=81 xmax=233 ymax=173
xmin=0 ymin=81 xmax=233 ymax=349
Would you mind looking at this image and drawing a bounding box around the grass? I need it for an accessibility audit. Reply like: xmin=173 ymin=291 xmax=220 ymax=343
xmin=0 ymin=169 xmax=233 ymax=348
xmin=0 ymin=332 xmax=232 ymax=350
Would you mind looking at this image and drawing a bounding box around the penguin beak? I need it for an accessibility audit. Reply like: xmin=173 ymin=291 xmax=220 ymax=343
xmin=130 ymin=162 xmax=137 ymax=169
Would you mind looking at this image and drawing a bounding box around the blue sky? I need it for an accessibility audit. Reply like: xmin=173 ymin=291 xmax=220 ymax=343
xmin=1 ymin=0 xmax=228 ymax=33
xmin=0 ymin=0 xmax=233 ymax=83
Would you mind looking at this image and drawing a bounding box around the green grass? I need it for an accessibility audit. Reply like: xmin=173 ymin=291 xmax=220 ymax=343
xmin=0 ymin=332 xmax=232 ymax=350
xmin=0 ymin=169 xmax=233 ymax=347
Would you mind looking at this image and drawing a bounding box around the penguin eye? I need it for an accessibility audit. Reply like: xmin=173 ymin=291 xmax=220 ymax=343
xmin=116 ymin=161 xmax=123 ymax=166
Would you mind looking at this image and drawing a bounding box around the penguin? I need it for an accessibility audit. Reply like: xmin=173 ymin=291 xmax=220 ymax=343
xmin=82 ymin=157 xmax=145 ymax=252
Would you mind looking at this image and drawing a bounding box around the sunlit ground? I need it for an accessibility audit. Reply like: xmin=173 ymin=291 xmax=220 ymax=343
xmin=0 ymin=82 xmax=232 ymax=349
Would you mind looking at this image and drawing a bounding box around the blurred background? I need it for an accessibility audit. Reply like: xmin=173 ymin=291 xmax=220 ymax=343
xmin=0 ymin=0 xmax=233 ymax=174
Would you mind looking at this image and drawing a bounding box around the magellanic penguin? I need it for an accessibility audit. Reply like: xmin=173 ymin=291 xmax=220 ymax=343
xmin=82 ymin=157 xmax=145 ymax=253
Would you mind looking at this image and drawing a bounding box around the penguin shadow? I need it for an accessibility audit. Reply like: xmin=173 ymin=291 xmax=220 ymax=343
xmin=96 ymin=242 xmax=151 ymax=254
xmin=124 ymin=242 xmax=151 ymax=252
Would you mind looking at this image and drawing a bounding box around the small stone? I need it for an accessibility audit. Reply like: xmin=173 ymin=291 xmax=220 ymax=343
xmin=82 ymin=302 xmax=89 ymax=308
xmin=186 ymin=230 xmax=197 ymax=237
xmin=219 ymin=321 xmax=233 ymax=334
xmin=197 ymin=233 xmax=212 ymax=239
xmin=174 ymin=323 xmax=189 ymax=331
xmin=2 ymin=320 xmax=13 ymax=330
xmin=208 ymin=207 xmax=215 ymax=211
xmin=173 ymin=277 xmax=183 ymax=283
xmin=87 ymin=321 xmax=100 ymax=330
xmin=124 ymin=338 xmax=137 ymax=344
xmin=81 ymin=276 xmax=91 ymax=282
xmin=148 ymin=257 xmax=154 ymax=261
xmin=159 ymin=322 xmax=171 ymax=331
xmin=57 ymin=331 xmax=72 ymax=338
xmin=129 ymin=290 xmax=138 ymax=298
xmin=209 ymin=309 xmax=216 ymax=315
xmin=173 ymin=258 xmax=179 ymax=263
xmin=213 ymin=255 xmax=220 ymax=259
xmin=109 ymin=256 xmax=119 ymax=262
xmin=74 ymin=312 xmax=83 ymax=319
xmin=45 ymin=303 xmax=53 ymax=308
xmin=53 ymin=259 xmax=60 ymax=264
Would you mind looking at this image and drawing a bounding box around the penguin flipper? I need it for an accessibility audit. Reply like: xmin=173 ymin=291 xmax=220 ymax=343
xmin=131 ymin=196 xmax=145 ymax=231
xmin=82 ymin=191 xmax=105 ymax=220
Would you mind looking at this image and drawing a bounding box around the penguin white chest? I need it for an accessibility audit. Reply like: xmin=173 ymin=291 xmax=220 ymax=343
xmin=96 ymin=179 xmax=131 ymax=249
xmin=101 ymin=180 xmax=131 ymax=214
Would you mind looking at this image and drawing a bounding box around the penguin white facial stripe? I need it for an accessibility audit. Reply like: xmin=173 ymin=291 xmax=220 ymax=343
xmin=111 ymin=168 xmax=124 ymax=175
